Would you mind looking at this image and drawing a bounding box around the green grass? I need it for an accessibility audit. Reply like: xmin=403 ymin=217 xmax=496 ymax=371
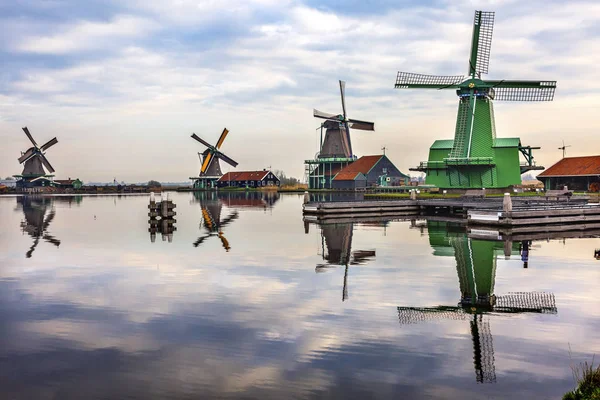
xmin=563 ymin=358 xmax=600 ymax=400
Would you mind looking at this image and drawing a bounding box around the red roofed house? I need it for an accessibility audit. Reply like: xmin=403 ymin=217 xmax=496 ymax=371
xmin=332 ymin=155 xmax=409 ymax=190
xmin=537 ymin=156 xmax=600 ymax=192
xmin=217 ymin=170 xmax=280 ymax=189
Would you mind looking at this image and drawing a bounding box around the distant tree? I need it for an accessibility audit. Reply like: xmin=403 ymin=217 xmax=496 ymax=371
xmin=521 ymin=173 xmax=537 ymax=182
xmin=273 ymin=170 xmax=299 ymax=186
xmin=147 ymin=180 xmax=161 ymax=187
xmin=4 ymin=176 xmax=14 ymax=180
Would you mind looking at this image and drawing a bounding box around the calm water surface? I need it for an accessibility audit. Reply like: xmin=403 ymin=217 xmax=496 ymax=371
xmin=0 ymin=192 xmax=599 ymax=399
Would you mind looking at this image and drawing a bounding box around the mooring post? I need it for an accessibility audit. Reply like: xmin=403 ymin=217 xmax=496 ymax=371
xmin=504 ymin=240 xmax=512 ymax=259
xmin=503 ymin=193 xmax=512 ymax=213
xmin=303 ymin=191 xmax=309 ymax=204
xmin=410 ymin=189 xmax=417 ymax=200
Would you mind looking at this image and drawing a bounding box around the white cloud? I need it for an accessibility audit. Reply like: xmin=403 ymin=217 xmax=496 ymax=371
xmin=15 ymin=15 xmax=159 ymax=54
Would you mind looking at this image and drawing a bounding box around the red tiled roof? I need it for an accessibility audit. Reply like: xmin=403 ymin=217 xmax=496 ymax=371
xmin=333 ymin=155 xmax=383 ymax=181
xmin=218 ymin=170 xmax=271 ymax=182
xmin=538 ymin=156 xmax=600 ymax=177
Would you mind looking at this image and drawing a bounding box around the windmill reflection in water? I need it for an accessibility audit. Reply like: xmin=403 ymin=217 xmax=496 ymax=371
xmin=305 ymin=219 xmax=378 ymax=301
xmin=17 ymin=196 xmax=61 ymax=258
xmin=192 ymin=191 xmax=239 ymax=251
xmin=398 ymin=221 xmax=557 ymax=383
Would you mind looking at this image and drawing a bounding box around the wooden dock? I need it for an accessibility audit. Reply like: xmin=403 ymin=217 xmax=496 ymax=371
xmin=302 ymin=195 xmax=600 ymax=230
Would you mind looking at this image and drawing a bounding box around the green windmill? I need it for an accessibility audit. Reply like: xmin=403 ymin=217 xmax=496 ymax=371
xmin=395 ymin=11 xmax=557 ymax=189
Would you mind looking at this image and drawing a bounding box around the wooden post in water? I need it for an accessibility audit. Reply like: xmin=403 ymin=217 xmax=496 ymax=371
xmin=503 ymin=193 xmax=512 ymax=213
xmin=148 ymin=192 xmax=176 ymax=242
xmin=410 ymin=189 xmax=417 ymax=200
xmin=304 ymin=191 xmax=309 ymax=204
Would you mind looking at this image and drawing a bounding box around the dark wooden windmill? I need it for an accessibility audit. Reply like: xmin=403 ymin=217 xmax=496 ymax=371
xmin=192 ymin=192 xmax=239 ymax=251
xmin=305 ymin=81 xmax=375 ymax=189
xmin=15 ymin=127 xmax=58 ymax=188
xmin=190 ymin=128 xmax=238 ymax=189
xmin=17 ymin=197 xmax=61 ymax=258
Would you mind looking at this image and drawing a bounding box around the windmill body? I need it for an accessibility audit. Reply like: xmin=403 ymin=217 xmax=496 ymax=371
xmin=14 ymin=127 xmax=59 ymax=188
xmin=305 ymin=81 xmax=375 ymax=189
xmin=395 ymin=11 xmax=556 ymax=189
xmin=190 ymin=128 xmax=238 ymax=189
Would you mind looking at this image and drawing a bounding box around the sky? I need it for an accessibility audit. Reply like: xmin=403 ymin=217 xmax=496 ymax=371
xmin=1 ymin=0 xmax=599 ymax=182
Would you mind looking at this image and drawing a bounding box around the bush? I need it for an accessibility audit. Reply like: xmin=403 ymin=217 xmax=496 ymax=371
xmin=148 ymin=180 xmax=161 ymax=187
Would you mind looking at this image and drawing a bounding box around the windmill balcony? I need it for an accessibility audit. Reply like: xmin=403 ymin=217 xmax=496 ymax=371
xmin=444 ymin=157 xmax=495 ymax=166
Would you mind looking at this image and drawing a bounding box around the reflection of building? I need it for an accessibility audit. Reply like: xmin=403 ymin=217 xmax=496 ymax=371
xmin=17 ymin=196 xmax=62 ymax=258
xmin=306 ymin=220 xmax=376 ymax=301
xmin=398 ymin=221 xmax=557 ymax=383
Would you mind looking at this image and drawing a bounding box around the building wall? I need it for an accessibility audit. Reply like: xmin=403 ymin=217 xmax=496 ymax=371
xmin=332 ymin=174 xmax=367 ymax=190
xmin=365 ymin=157 xmax=408 ymax=186
xmin=217 ymin=173 xmax=280 ymax=188
xmin=542 ymin=176 xmax=600 ymax=191
xmin=493 ymin=147 xmax=521 ymax=188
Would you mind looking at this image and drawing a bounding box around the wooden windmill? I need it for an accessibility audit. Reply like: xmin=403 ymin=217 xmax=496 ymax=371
xmin=305 ymin=80 xmax=375 ymax=189
xmin=15 ymin=127 xmax=58 ymax=187
xmin=190 ymin=128 xmax=238 ymax=189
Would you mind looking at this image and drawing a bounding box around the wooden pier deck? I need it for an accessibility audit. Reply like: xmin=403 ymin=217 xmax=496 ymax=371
xmin=302 ymin=196 xmax=600 ymax=229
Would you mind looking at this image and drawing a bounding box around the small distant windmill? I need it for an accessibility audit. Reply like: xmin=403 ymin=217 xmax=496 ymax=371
xmin=313 ymin=80 xmax=375 ymax=159
xmin=16 ymin=127 xmax=58 ymax=186
xmin=558 ymin=140 xmax=571 ymax=158
xmin=190 ymin=128 xmax=238 ymax=189
xmin=395 ymin=10 xmax=556 ymax=189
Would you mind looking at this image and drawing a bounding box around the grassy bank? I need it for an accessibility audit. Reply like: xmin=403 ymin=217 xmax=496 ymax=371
xmin=563 ymin=360 xmax=600 ymax=400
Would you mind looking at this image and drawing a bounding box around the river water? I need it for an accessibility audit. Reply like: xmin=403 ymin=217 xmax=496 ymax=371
xmin=0 ymin=192 xmax=598 ymax=399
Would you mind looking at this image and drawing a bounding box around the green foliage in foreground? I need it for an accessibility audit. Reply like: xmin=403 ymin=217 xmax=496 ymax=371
xmin=563 ymin=360 xmax=600 ymax=400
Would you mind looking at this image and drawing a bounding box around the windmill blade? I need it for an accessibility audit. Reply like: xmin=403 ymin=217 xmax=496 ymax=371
xmin=39 ymin=153 xmax=55 ymax=173
xmin=43 ymin=234 xmax=61 ymax=247
xmin=349 ymin=119 xmax=375 ymax=131
xmin=218 ymin=233 xmax=231 ymax=251
xmin=191 ymin=133 xmax=213 ymax=149
xmin=216 ymin=152 xmax=238 ymax=168
xmin=18 ymin=148 xmax=36 ymax=164
xmin=193 ymin=234 xmax=210 ymax=247
xmin=215 ymin=128 xmax=229 ymax=149
xmin=42 ymin=209 xmax=56 ymax=230
xmin=314 ymin=109 xmax=342 ymax=120
xmin=468 ymin=11 xmax=495 ymax=76
xmin=22 ymin=127 xmax=38 ymax=147
xmin=26 ymin=238 xmax=40 ymax=258
xmin=200 ymin=151 xmax=214 ymax=174
xmin=395 ymin=72 xmax=465 ymax=89
xmin=487 ymin=80 xmax=556 ymax=101
xmin=220 ymin=211 xmax=239 ymax=227
xmin=339 ymin=80 xmax=347 ymax=118
xmin=40 ymin=137 xmax=58 ymax=151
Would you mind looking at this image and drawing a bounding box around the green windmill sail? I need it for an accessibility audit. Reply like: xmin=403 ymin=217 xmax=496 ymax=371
xmin=395 ymin=11 xmax=557 ymax=189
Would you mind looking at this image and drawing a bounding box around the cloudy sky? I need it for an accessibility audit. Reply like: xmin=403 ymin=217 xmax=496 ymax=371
xmin=1 ymin=0 xmax=599 ymax=182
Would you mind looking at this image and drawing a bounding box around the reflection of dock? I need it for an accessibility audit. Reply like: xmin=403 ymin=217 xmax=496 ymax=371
xmin=398 ymin=221 xmax=557 ymax=384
